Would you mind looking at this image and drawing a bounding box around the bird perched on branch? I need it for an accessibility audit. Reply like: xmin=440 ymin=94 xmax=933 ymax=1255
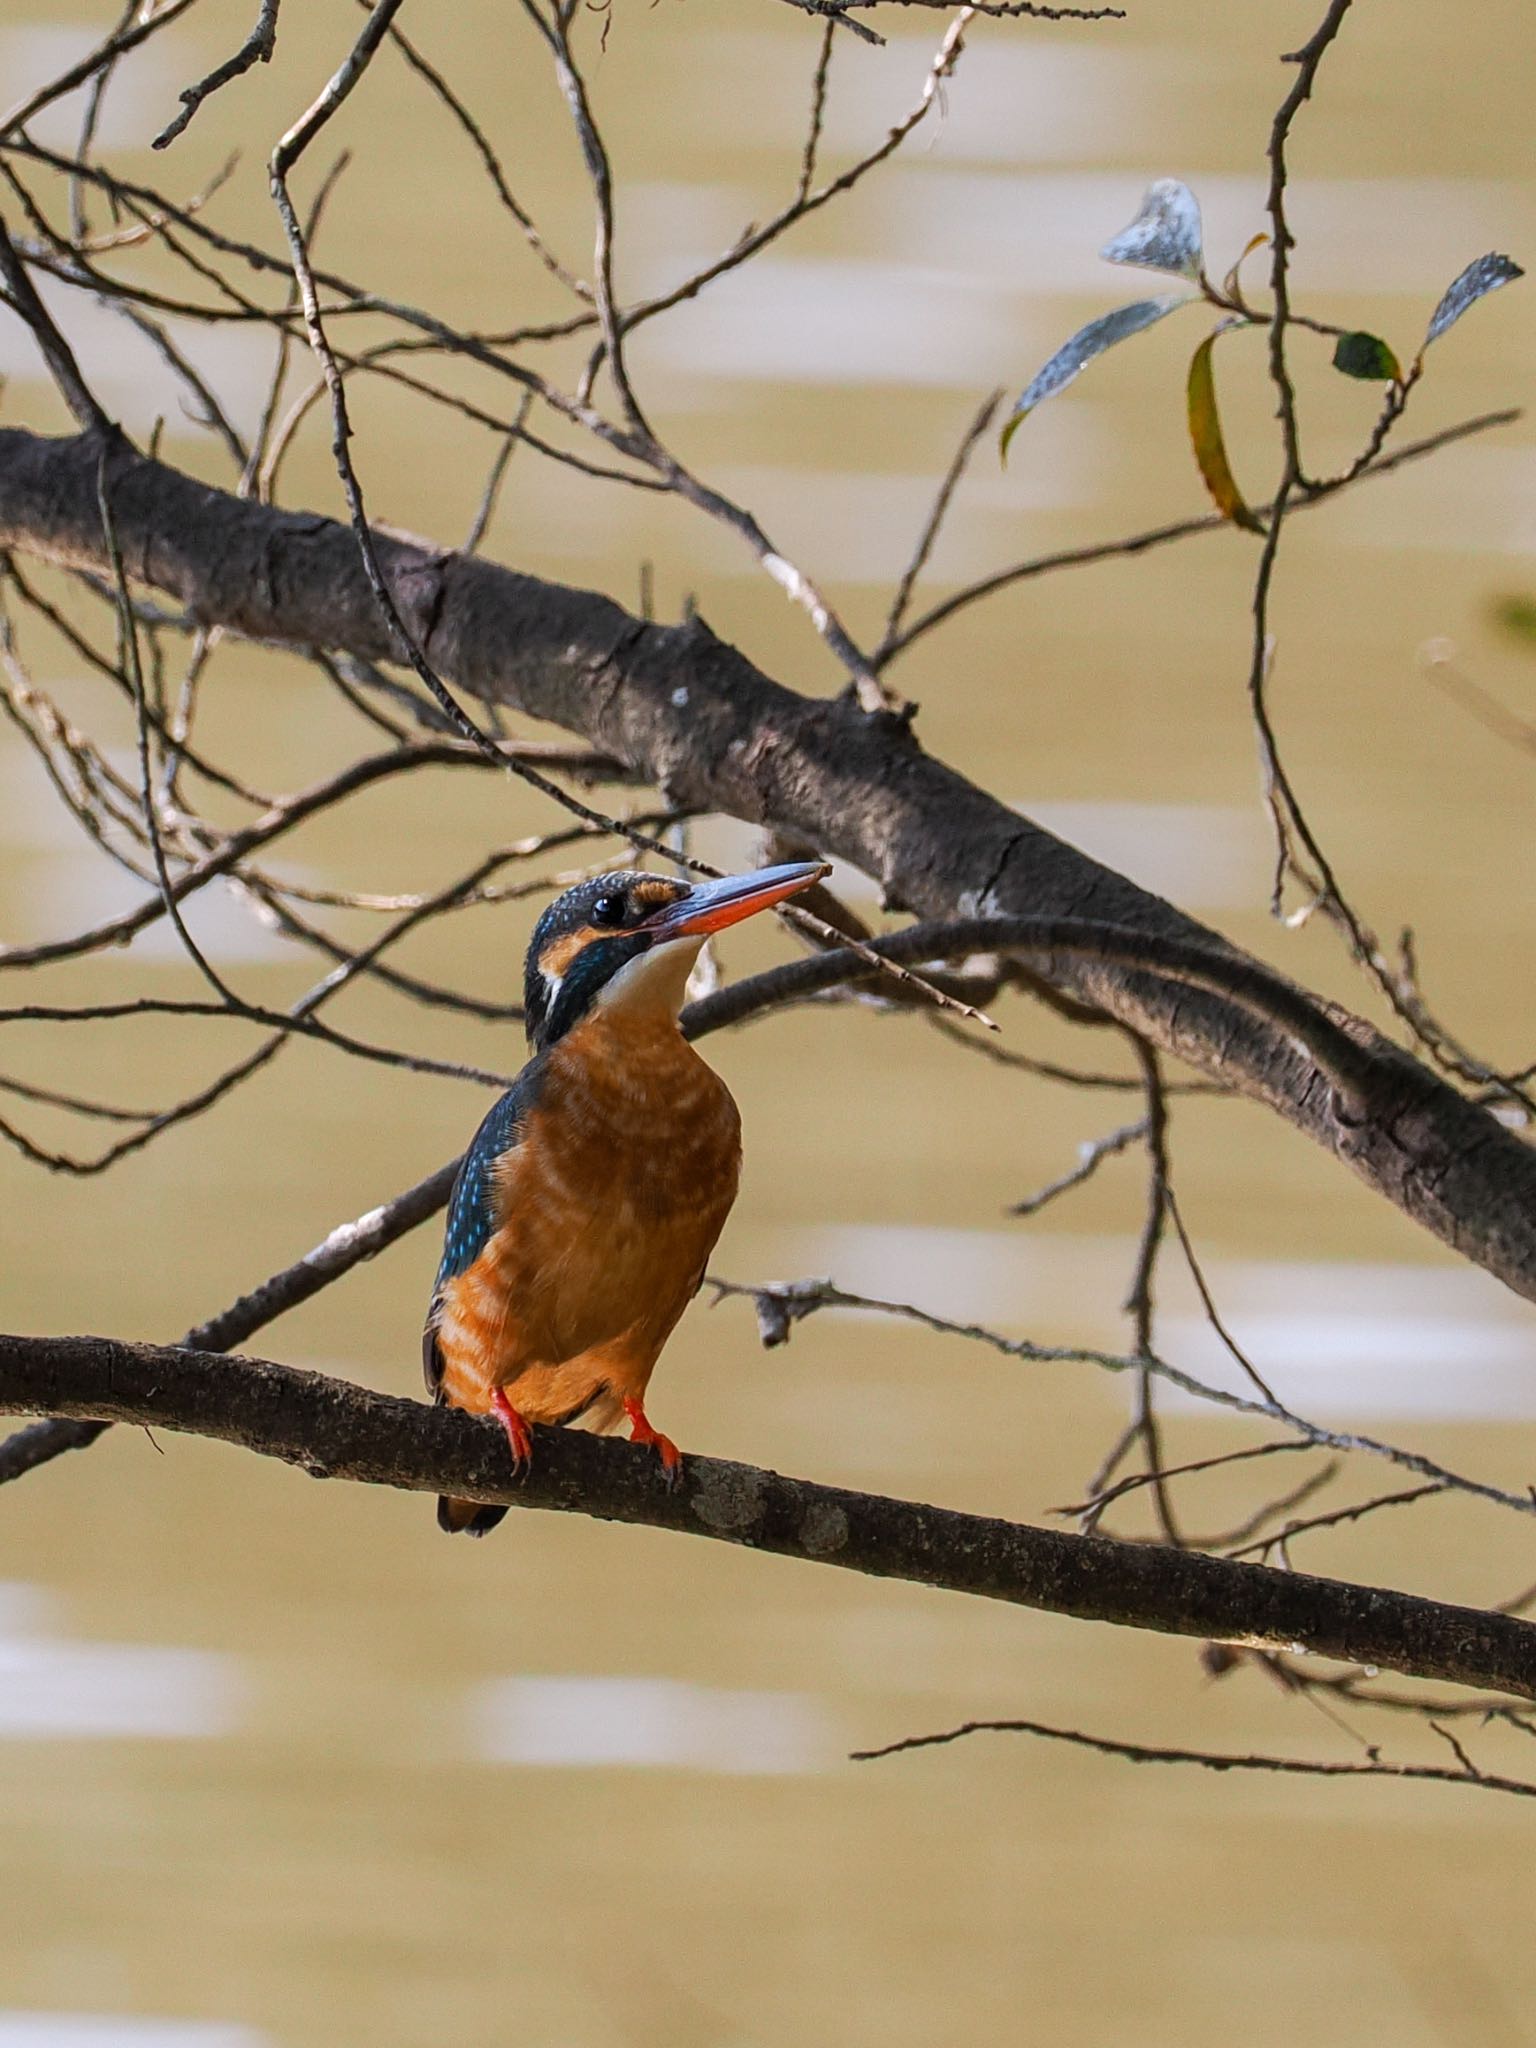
xmin=424 ymin=859 xmax=828 ymax=1534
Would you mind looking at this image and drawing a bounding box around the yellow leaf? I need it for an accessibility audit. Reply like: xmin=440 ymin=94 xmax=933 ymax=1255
xmin=1186 ymin=332 xmax=1264 ymax=534
xmin=1221 ymin=231 xmax=1268 ymax=307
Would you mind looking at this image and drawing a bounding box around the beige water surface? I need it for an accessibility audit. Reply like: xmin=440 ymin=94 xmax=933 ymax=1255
xmin=2 ymin=2 xmax=1536 ymax=2043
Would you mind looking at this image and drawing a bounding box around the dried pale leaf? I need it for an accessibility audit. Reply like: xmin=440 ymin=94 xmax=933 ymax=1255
xmin=1186 ymin=330 xmax=1263 ymax=533
xmin=1100 ymin=178 xmax=1204 ymax=282
xmin=1001 ymin=294 xmax=1190 ymax=459
xmin=1424 ymin=252 xmax=1524 ymax=349
xmin=1331 ymin=330 xmax=1401 ymax=382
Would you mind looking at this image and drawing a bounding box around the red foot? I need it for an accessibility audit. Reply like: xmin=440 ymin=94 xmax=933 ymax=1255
xmin=624 ymin=1397 xmax=682 ymax=1486
xmin=491 ymin=1387 xmax=533 ymax=1474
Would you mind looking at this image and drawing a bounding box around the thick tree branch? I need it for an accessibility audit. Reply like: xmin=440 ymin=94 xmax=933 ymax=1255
xmin=2 ymin=426 xmax=1536 ymax=1303
xmin=0 ymin=1159 xmax=457 ymax=1485
xmin=2 ymin=1330 xmax=1535 ymax=1702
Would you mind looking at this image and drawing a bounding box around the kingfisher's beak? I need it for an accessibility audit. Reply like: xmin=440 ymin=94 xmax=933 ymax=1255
xmin=640 ymin=860 xmax=829 ymax=942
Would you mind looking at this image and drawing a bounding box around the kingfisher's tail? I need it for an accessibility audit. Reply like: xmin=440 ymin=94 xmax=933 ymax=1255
xmin=437 ymin=1495 xmax=509 ymax=1537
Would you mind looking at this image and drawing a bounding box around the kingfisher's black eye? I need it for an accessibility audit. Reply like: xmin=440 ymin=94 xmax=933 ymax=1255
xmin=590 ymin=892 xmax=627 ymax=929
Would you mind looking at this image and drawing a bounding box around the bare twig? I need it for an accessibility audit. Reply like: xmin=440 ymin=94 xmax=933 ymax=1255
xmin=881 ymin=411 xmax=1520 ymax=665
xmin=1226 ymin=1481 xmax=1447 ymax=1562
xmin=0 ymin=0 xmax=200 ymax=141
xmin=797 ymin=24 xmax=838 ymax=203
xmin=1117 ymin=1038 xmax=1181 ymax=1543
xmin=379 ymin=11 xmax=590 ymax=300
xmin=154 ymin=0 xmax=283 ymax=149
xmin=1165 ymin=1186 xmax=1279 ymax=1405
xmin=703 ymin=1271 xmax=1536 ymax=1523
xmin=0 ymin=212 xmax=110 ymax=433
xmin=851 ymin=1716 xmax=1536 ymax=1802
xmin=96 ymin=444 xmax=241 ymax=1005
xmin=878 ymin=389 xmax=1002 ymax=660
xmin=1008 ymin=1115 xmax=1148 ymax=1217
xmin=1052 ymin=1439 xmax=1309 ymax=1522
xmin=1263 ymin=0 xmax=1357 ymax=486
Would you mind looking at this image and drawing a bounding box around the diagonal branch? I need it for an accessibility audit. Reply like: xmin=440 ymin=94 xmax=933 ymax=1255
xmin=3 ymin=425 xmax=1536 ymax=1303
xmin=0 ymin=214 xmax=111 ymax=434
xmin=3 ymin=1330 xmax=1536 ymax=1703
xmin=153 ymin=0 xmax=283 ymax=151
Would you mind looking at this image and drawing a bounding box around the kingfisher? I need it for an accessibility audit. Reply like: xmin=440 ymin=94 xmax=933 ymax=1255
xmin=424 ymin=858 xmax=828 ymax=1534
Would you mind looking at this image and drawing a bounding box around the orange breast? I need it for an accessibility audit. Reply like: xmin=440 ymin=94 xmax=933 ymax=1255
xmin=433 ymin=1012 xmax=741 ymax=1423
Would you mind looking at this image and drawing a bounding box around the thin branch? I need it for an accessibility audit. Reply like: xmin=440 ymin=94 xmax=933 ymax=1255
xmin=1117 ymin=1037 xmax=1180 ymax=1543
xmin=154 ymin=0 xmax=283 ymax=149
xmin=1226 ymin=1481 xmax=1446 ymax=1562
xmin=797 ymin=24 xmax=838 ymax=204
xmin=703 ymin=1271 xmax=1536 ymax=1522
xmin=880 ymin=410 xmax=1521 ymax=666
xmin=68 ymin=0 xmax=138 ymax=245
xmin=610 ymin=9 xmax=971 ymax=358
xmin=685 ymin=916 xmax=1384 ymax=1111
xmin=0 ymin=1072 xmax=159 ymax=1123
xmin=0 ymin=0 xmax=201 ymax=141
xmin=930 ymin=1013 xmax=1228 ymax=1094
xmin=1052 ymin=1438 xmax=1309 ymax=1521
xmin=1162 ymin=1460 xmax=1339 ymax=1552
xmin=775 ymin=0 xmax=883 ymax=45
xmin=0 ymin=840 xmax=531 ymax=1175
xmin=379 ymin=11 xmax=589 ymax=300
xmin=850 ymin=1715 xmax=1536 ymax=1802
xmin=527 ymin=0 xmax=647 ymax=435
xmin=878 ymin=389 xmax=1002 ymax=659
xmin=463 ymin=420 xmax=525 ymax=556
xmin=779 ymin=0 xmax=1123 ymax=22
xmin=265 ymin=72 xmax=939 ymax=986
xmin=1165 ymin=1185 xmax=1279 ymax=1405
xmin=0 ymin=737 xmax=528 ymax=970
xmin=96 ymin=444 xmax=241 ymax=1005
xmin=0 ymin=212 xmax=111 ymax=434
xmin=1008 ymin=1115 xmax=1148 ymax=1217
xmin=1263 ymin=0 xmax=1356 ymax=486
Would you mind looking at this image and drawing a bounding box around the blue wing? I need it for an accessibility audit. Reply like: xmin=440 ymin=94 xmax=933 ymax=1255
xmin=423 ymin=1064 xmax=541 ymax=1396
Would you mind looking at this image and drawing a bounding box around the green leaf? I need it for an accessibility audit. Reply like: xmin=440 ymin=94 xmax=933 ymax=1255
xmin=1331 ymin=330 xmax=1401 ymax=382
xmin=1491 ymin=594 xmax=1536 ymax=646
xmin=1424 ymin=252 xmax=1523 ymax=349
xmin=1001 ymin=294 xmax=1191 ymax=460
xmin=1100 ymin=179 xmax=1204 ymax=283
xmin=1186 ymin=330 xmax=1263 ymax=533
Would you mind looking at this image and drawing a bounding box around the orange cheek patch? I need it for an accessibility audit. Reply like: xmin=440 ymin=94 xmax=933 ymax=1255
xmin=630 ymin=880 xmax=685 ymax=916
xmin=539 ymin=928 xmax=596 ymax=979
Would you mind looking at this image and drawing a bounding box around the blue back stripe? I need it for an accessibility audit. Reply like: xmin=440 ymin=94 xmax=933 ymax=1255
xmin=434 ymin=1081 xmax=530 ymax=1290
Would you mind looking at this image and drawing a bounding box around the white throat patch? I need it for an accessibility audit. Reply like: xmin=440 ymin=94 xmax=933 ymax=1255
xmin=593 ymin=935 xmax=706 ymax=1022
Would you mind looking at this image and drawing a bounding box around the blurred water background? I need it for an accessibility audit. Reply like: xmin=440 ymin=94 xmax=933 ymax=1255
xmin=2 ymin=1 xmax=1535 ymax=2042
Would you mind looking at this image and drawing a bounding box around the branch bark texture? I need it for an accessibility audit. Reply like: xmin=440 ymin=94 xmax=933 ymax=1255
xmin=0 ymin=1159 xmax=457 ymax=1484
xmin=3 ymin=425 xmax=1536 ymax=1302
xmin=3 ymin=1330 xmax=1534 ymax=1701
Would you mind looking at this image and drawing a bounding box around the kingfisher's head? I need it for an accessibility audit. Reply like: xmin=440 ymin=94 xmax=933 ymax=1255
xmin=522 ymin=860 xmax=827 ymax=1051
